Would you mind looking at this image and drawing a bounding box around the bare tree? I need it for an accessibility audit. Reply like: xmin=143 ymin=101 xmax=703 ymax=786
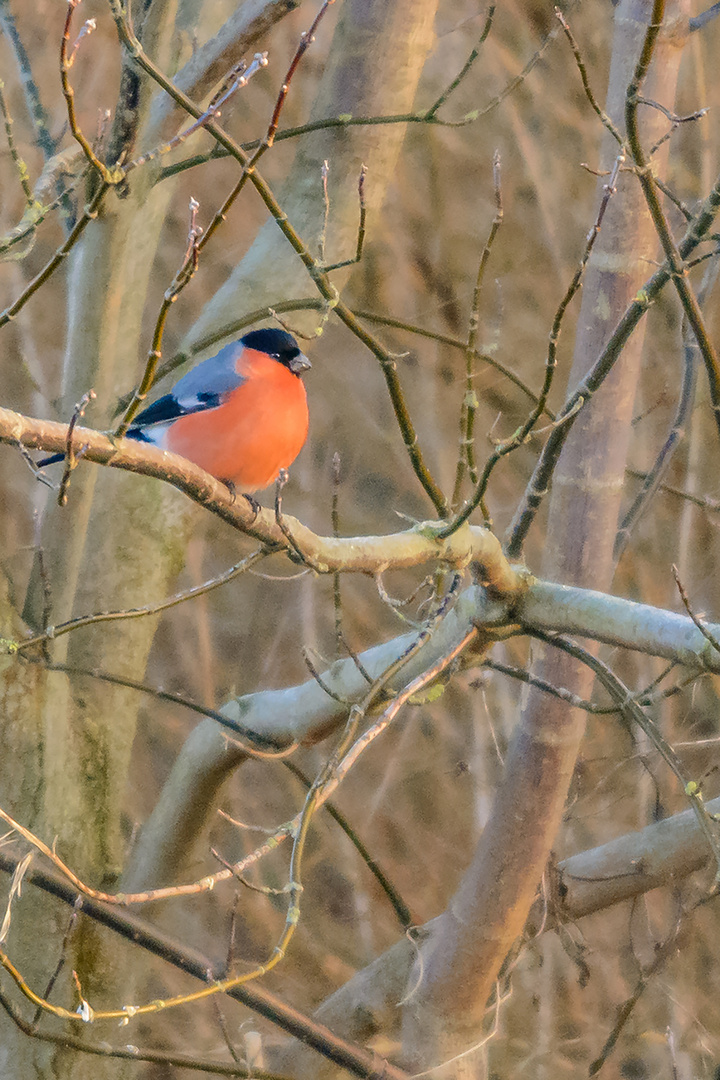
xmin=1 ymin=0 xmax=720 ymax=1077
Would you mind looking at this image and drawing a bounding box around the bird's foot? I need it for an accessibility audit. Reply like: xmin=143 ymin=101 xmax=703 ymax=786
xmin=243 ymin=492 xmax=261 ymax=520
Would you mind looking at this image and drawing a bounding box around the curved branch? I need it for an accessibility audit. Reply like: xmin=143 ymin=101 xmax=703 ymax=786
xmin=0 ymin=407 xmax=516 ymax=587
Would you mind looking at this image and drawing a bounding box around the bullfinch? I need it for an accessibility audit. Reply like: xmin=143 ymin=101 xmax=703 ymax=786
xmin=40 ymin=328 xmax=311 ymax=494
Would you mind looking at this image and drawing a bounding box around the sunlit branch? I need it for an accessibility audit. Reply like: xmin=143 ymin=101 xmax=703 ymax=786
xmin=0 ymin=619 xmax=475 ymax=1027
xmin=0 ymin=406 xmax=516 ymax=588
xmin=0 ymin=982 xmax=285 ymax=1078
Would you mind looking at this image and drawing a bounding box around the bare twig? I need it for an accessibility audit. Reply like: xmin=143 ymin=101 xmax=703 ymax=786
xmin=672 ymin=565 xmax=720 ymax=657
xmin=57 ymin=390 xmax=96 ymax=505
xmin=425 ymin=4 xmax=496 ymax=119
xmin=116 ymin=197 xmax=203 ymax=435
xmin=451 ymin=150 xmax=503 ymax=513
xmin=555 ymin=8 xmax=624 ymax=145
xmin=124 ymin=53 xmax=268 ymax=174
xmin=14 ymin=548 xmax=267 ymax=655
xmin=0 ymin=79 xmax=34 ymax=205
xmin=443 ymin=150 xmax=624 ymax=540
xmin=322 ymin=164 xmax=368 ymax=272
xmin=60 ymin=2 xmax=123 ymax=184
xmin=506 ymin=167 xmax=720 ymax=558
xmin=530 ymin=629 xmax=720 ymax=877
xmin=625 ymin=0 xmax=720 ymax=444
xmin=0 ymin=181 xmax=109 ymax=329
xmin=274 ymin=469 xmax=324 ymax=572
xmin=615 ymin=332 xmax=697 ymax=559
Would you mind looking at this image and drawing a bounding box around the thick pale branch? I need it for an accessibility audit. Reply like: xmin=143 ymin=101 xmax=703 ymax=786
xmin=3 ymin=782 xmax=716 ymax=1080
xmin=0 ymin=407 xmax=513 ymax=584
xmin=277 ymin=788 xmax=720 ymax=1077
xmin=122 ymin=578 xmax=720 ymax=894
xmin=518 ymin=580 xmax=720 ymax=670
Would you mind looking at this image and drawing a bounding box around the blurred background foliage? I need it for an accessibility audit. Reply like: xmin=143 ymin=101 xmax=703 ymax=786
xmin=1 ymin=0 xmax=720 ymax=1075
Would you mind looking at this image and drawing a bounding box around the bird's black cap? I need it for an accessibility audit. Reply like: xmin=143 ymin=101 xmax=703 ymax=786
xmin=242 ymin=328 xmax=310 ymax=373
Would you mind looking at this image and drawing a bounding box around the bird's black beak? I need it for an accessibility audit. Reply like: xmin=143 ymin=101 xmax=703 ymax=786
xmin=289 ymin=353 xmax=312 ymax=374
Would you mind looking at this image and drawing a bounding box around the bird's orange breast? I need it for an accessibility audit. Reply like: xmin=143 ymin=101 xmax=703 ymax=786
xmin=165 ymin=350 xmax=309 ymax=492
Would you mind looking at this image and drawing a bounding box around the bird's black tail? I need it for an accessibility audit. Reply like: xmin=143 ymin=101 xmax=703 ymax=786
xmin=37 ymin=427 xmax=149 ymax=469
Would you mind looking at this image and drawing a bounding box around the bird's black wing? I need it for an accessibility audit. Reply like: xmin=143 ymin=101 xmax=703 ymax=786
xmin=131 ymin=342 xmax=248 ymax=432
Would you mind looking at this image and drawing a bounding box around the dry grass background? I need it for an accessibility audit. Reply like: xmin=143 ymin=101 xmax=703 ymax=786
xmin=2 ymin=0 xmax=720 ymax=1076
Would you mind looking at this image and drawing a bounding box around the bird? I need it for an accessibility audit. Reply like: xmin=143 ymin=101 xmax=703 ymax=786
xmin=40 ymin=328 xmax=311 ymax=495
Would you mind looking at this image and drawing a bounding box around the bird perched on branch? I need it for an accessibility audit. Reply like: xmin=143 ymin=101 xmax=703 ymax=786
xmin=41 ymin=328 xmax=311 ymax=495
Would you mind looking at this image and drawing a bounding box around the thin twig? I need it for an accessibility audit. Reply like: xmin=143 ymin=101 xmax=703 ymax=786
xmin=425 ymin=4 xmax=495 ymax=119
xmin=116 ymin=197 xmax=203 ymax=435
xmin=443 ymin=150 xmax=624 ymax=540
xmin=672 ymin=565 xmax=720 ymax=657
xmin=274 ymin=470 xmax=324 ymax=571
xmin=0 ymin=857 xmax=409 ymax=1079
xmin=0 ymin=181 xmax=109 ymax=329
xmin=332 ymin=451 xmax=343 ymax=652
xmin=615 ymin=329 xmax=697 ymax=560
xmin=57 ymin=390 xmax=96 ymax=506
xmin=625 ymin=0 xmax=720 ymax=445
xmin=506 ymin=167 xmax=720 ymax=558
xmin=0 ymin=79 xmax=34 ymax=205
xmin=555 ymin=8 xmax=624 ymax=145
xmin=322 ymin=164 xmax=368 ymax=272
xmin=124 ymin=53 xmax=268 ymax=174
xmin=60 ymin=2 xmax=122 ymax=185
xmin=318 ymin=159 xmax=330 ymax=264
xmin=530 ymin=629 xmax=720 ymax=877
xmin=451 ymin=150 xmax=503 ymax=513
xmin=13 ymin=548 xmax=267 ymax=654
